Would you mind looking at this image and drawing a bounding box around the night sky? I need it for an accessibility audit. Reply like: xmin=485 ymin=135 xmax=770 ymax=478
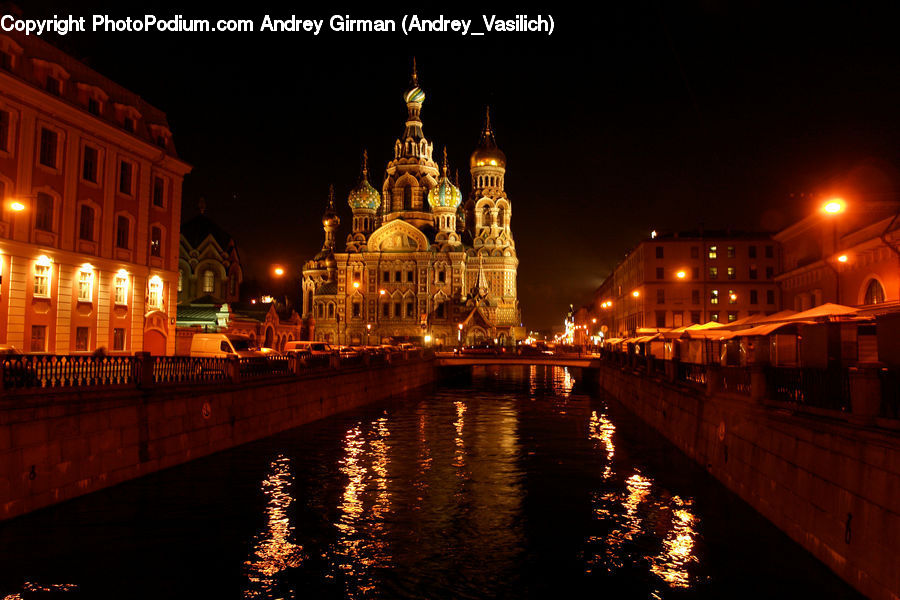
xmin=22 ymin=2 xmax=900 ymax=331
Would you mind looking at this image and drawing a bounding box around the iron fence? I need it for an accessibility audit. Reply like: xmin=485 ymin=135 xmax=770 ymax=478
xmin=766 ymin=367 xmax=851 ymax=412
xmin=677 ymin=362 xmax=707 ymax=386
xmin=721 ymin=366 xmax=751 ymax=395
xmin=153 ymin=356 xmax=229 ymax=384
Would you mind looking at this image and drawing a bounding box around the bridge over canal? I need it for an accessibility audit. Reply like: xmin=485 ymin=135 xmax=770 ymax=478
xmin=434 ymin=352 xmax=602 ymax=369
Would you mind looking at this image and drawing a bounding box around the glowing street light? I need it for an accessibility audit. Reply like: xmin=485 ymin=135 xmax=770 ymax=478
xmin=837 ymin=254 xmax=848 ymax=263
xmin=273 ymin=266 xmax=285 ymax=276
xmin=9 ymin=201 xmax=25 ymax=212
xmin=729 ymin=293 xmax=738 ymax=301
xmin=822 ymin=199 xmax=845 ymax=215
xmin=632 ymin=290 xmax=640 ymax=298
xmin=379 ymin=289 xmax=386 ymax=295
xmin=352 ymin=281 xmax=360 ymax=289
xmin=591 ymin=318 xmax=597 ymax=324
xmin=676 ymin=270 xmax=686 ymax=279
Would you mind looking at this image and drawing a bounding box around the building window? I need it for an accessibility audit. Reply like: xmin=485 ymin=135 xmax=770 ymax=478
xmin=0 ymin=109 xmax=9 ymax=152
xmin=203 ymin=270 xmax=214 ymax=293
xmin=87 ymin=97 xmax=101 ymax=116
xmin=407 ymin=270 xmax=414 ymax=283
xmin=728 ymin=290 xmax=737 ymax=304
xmin=766 ymin=290 xmax=775 ymax=305
xmin=33 ymin=263 xmax=51 ymax=297
xmin=119 ymin=161 xmax=133 ymax=195
xmin=0 ymin=49 xmax=11 ymax=71
xmin=153 ymin=176 xmax=165 ymax=207
xmin=150 ymin=226 xmax=162 ymax=257
xmin=75 ymin=327 xmax=89 ymax=351
xmin=438 ymin=270 xmax=446 ymax=283
xmin=395 ymin=270 xmax=401 ymax=282
xmin=113 ymin=328 xmax=125 ymax=351
xmin=82 ymin=146 xmax=98 ymax=182
xmin=710 ymin=312 xmax=720 ymax=322
xmin=727 ymin=312 xmax=738 ymax=323
xmin=749 ymin=266 xmax=758 ymax=280
xmin=727 ymin=267 xmax=736 ymax=280
xmin=864 ymin=279 xmax=886 ymax=305
xmin=690 ymin=311 xmax=701 ymax=324
xmin=691 ymin=289 xmax=700 ymax=305
xmin=655 ymin=311 xmax=666 ymax=328
xmin=655 ymin=267 xmax=664 ymax=280
xmin=690 ymin=246 xmax=699 ymax=259
xmin=382 ymin=270 xmax=390 ymax=282
xmin=750 ymin=290 xmax=758 ymax=304
xmin=116 ymin=216 xmax=130 ymax=249
xmin=749 ymin=245 xmax=757 ymax=258
xmin=352 ymin=302 xmax=361 ymax=318
xmin=709 ymin=267 xmax=718 ymax=279
xmin=46 ymin=76 xmax=61 ymax=95
xmin=394 ymin=302 xmax=401 ymax=318
xmin=327 ymin=304 xmax=335 ymax=319
xmin=656 ymin=288 xmax=665 ymax=304
xmin=765 ymin=245 xmax=774 ymax=259
xmin=124 ymin=117 xmax=135 ymax=133
xmin=692 ymin=267 xmax=700 ymax=279
xmin=115 ymin=274 xmax=128 ymax=305
xmin=78 ymin=205 xmax=94 ymax=241
xmin=727 ymin=245 xmax=736 ymax=258
xmin=436 ymin=302 xmax=446 ymax=318
xmin=655 ymin=246 xmax=664 ymax=259
xmin=710 ymin=290 xmax=719 ymax=304
xmin=39 ymin=128 xmax=58 ymax=168
xmin=708 ymin=245 xmax=717 ymax=259
xmin=765 ymin=266 xmax=774 ymax=279
xmin=148 ymin=277 xmax=163 ymax=309
xmin=406 ymin=302 xmax=414 ymax=318
xmin=78 ymin=269 xmax=93 ymax=302
xmin=35 ymin=193 xmax=54 ymax=231
xmin=383 ymin=303 xmax=390 ymax=318
xmin=30 ymin=325 xmax=47 ymax=353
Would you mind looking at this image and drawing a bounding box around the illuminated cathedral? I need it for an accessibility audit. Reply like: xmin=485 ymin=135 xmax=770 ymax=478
xmin=301 ymin=62 xmax=523 ymax=346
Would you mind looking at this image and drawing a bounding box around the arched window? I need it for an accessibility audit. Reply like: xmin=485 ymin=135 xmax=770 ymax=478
xmin=864 ymin=279 xmax=886 ymax=305
xmin=497 ymin=207 xmax=505 ymax=228
xmin=403 ymin=186 xmax=413 ymax=210
xmin=482 ymin=206 xmax=491 ymax=227
xmin=202 ymin=270 xmax=214 ymax=293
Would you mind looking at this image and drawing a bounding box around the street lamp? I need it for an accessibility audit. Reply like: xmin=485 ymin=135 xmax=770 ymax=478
xmin=676 ymin=270 xmax=686 ymax=279
xmin=820 ymin=198 xmax=846 ymax=302
xmin=632 ymin=290 xmax=640 ymax=297
xmin=9 ymin=201 xmax=25 ymax=212
xmin=821 ymin=199 xmax=845 ymax=215
xmin=273 ymin=266 xmax=285 ymax=277
xmin=838 ymin=254 xmax=848 ymax=263
xmin=366 ymin=323 xmax=372 ymax=346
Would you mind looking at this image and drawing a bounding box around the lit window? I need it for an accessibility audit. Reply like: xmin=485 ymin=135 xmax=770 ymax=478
xmin=727 ymin=312 xmax=738 ymax=323
xmin=78 ymin=269 xmax=94 ymax=302
xmin=708 ymin=245 xmax=717 ymax=259
xmin=710 ymin=290 xmax=719 ymax=305
xmin=33 ymin=262 xmax=51 ymax=298
xmin=148 ymin=276 xmax=162 ymax=309
xmin=727 ymin=267 xmax=736 ymax=279
xmin=727 ymin=246 xmax=736 ymax=258
xmin=114 ymin=273 xmax=128 ymax=305
xmin=203 ymin=270 xmax=214 ymax=293
xmin=728 ymin=290 xmax=737 ymax=304
xmin=75 ymin=327 xmax=89 ymax=351
xmin=150 ymin=226 xmax=162 ymax=257
xmin=30 ymin=325 xmax=47 ymax=352
xmin=709 ymin=267 xmax=718 ymax=279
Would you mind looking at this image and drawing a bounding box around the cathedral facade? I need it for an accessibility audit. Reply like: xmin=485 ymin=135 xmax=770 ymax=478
xmin=301 ymin=64 xmax=523 ymax=347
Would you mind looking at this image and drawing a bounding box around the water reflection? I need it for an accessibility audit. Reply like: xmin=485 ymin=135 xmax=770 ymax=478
xmin=242 ymin=455 xmax=304 ymax=598
xmin=2 ymin=581 xmax=78 ymax=599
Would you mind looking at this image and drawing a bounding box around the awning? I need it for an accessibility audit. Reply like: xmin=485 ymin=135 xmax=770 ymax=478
xmin=787 ymin=303 xmax=858 ymax=320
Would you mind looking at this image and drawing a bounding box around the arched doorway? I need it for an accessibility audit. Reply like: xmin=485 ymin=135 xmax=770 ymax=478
xmin=144 ymin=329 xmax=166 ymax=356
xmin=264 ymin=326 xmax=274 ymax=348
xmin=467 ymin=327 xmax=487 ymax=345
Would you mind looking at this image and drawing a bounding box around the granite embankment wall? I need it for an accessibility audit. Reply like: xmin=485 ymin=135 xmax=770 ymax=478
xmin=592 ymin=363 xmax=900 ymax=600
xmin=0 ymin=358 xmax=435 ymax=521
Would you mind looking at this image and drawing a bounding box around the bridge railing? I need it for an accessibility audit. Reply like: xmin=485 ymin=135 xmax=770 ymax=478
xmin=1 ymin=354 xmax=139 ymax=390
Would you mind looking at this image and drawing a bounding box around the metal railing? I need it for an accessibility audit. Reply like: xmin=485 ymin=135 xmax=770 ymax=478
xmin=1 ymin=354 xmax=138 ymax=389
xmin=677 ymin=362 xmax=707 ymax=386
xmin=766 ymin=367 xmax=851 ymax=412
xmin=153 ymin=356 xmax=229 ymax=384
xmin=721 ymin=366 xmax=751 ymax=395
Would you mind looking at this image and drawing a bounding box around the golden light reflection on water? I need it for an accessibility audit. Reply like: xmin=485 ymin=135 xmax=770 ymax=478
xmin=327 ymin=416 xmax=393 ymax=598
xmin=242 ymin=455 xmax=304 ymax=599
xmin=584 ymin=408 xmax=701 ymax=591
xmin=453 ymin=401 xmax=466 ymax=470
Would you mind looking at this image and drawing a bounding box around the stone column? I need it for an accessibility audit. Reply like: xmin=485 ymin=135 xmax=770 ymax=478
xmin=134 ymin=352 xmax=155 ymax=389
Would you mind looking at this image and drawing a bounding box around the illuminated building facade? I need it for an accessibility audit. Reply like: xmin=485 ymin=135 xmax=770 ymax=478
xmin=178 ymin=201 xmax=242 ymax=305
xmin=775 ymin=200 xmax=900 ymax=311
xmin=302 ymin=64 xmax=523 ymax=346
xmin=0 ymin=31 xmax=191 ymax=354
xmin=588 ymin=231 xmax=781 ymax=339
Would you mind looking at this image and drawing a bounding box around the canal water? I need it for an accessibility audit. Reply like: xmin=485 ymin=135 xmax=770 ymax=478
xmin=1 ymin=366 xmax=861 ymax=599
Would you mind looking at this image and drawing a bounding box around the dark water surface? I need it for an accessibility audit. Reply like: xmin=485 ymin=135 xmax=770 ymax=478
xmin=1 ymin=366 xmax=861 ymax=599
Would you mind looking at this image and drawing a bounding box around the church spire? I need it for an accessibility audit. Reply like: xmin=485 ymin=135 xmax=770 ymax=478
xmin=321 ymin=184 xmax=340 ymax=252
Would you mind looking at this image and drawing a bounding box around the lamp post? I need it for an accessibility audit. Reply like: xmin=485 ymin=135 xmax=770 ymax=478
xmin=821 ymin=198 xmax=845 ymax=303
xmin=366 ymin=323 xmax=372 ymax=346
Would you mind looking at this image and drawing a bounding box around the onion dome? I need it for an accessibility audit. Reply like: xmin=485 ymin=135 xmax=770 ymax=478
xmin=428 ymin=147 xmax=462 ymax=210
xmin=348 ymin=150 xmax=381 ymax=211
xmin=404 ymin=57 xmax=426 ymax=104
xmin=323 ymin=185 xmax=340 ymax=229
xmin=470 ymin=106 xmax=507 ymax=169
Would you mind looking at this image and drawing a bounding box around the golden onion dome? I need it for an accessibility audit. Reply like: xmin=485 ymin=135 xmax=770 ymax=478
xmin=470 ymin=106 xmax=506 ymax=169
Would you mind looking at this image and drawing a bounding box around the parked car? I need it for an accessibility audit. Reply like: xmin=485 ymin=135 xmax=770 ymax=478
xmin=284 ymin=340 xmax=334 ymax=357
xmin=257 ymin=347 xmax=284 ymax=357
